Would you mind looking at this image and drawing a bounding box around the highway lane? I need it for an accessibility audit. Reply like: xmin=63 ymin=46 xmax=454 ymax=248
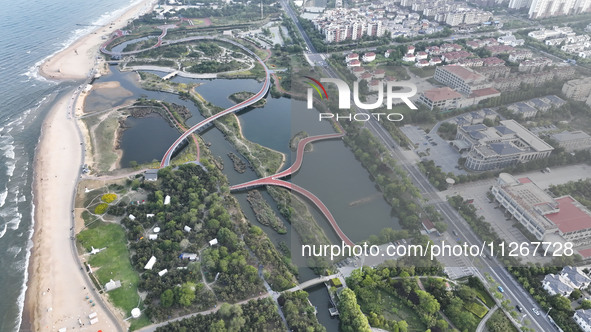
xmin=279 ymin=1 xmax=556 ymax=330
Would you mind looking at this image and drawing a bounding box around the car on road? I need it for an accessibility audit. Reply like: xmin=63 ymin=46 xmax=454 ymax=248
xmin=452 ymin=230 xmax=458 ymax=237
xmin=516 ymin=305 xmax=523 ymax=312
xmin=498 ymin=286 xmax=504 ymax=293
xmin=532 ymin=307 xmax=540 ymax=316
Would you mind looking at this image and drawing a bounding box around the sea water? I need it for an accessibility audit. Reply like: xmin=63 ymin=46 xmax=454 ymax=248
xmin=0 ymin=0 xmax=149 ymax=330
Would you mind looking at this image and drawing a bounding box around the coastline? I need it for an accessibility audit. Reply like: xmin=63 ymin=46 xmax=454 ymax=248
xmin=38 ymin=0 xmax=155 ymax=81
xmin=23 ymin=0 xmax=156 ymax=331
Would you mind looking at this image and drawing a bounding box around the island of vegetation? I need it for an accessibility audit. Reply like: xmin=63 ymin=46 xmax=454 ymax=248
xmin=227 ymin=152 xmax=248 ymax=173
xmin=289 ymin=131 xmax=313 ymax=152
xmin=229 ymin=91 xmax=266 ymax=108
xmin=246 ymin=190 xmax=287 ymax=234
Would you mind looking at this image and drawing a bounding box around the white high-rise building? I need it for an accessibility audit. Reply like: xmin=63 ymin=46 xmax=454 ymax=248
xmin=575 ymin=0 xmax=591 ymax=13
xmin=528 ymin=0 xmax=577 ymax=18
xmin=508 ymin=0 xmax=532 ymax=9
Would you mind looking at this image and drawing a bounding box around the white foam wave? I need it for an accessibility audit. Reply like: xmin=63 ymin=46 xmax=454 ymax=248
xmin=0 ymin=224 xmax=6 ymax=239
xmin=0 ymin=187 xmax=7 ymax=208
xmin=6 ymin=160 xmax=15 ymax=177
xmin=7 ymin=246 xmax=22 ymax=257
xmin=8 ymin=213 xmax=22 ymax=231
xmin=13 ymin=186 xmax=36 ymax=332
xmin=3 ymin=146 xmax=15 ymax=160
xmin=19 ymin=195 xmax=26 ymax=203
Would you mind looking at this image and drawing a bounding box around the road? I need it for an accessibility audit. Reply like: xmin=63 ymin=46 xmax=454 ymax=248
xmin=281 ymin=2 xmax=555 ymax=331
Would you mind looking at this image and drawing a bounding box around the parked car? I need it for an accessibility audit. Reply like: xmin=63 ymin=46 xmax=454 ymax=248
xmin=498 ymin=286 xmax=504 ymax=293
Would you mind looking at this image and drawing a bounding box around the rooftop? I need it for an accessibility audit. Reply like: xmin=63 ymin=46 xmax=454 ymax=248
xmin=545 ymin=196 xmax=591 ymax=234
xmin=500 ymin=120 xmax=554 ymax=152
xmin=551 ymin=130 xmax=591 ymax=142
xmin=441 ymin=65 xmax=484 ymax=82
xmin=423 ymin=87 xmax=462 ymax=102
xmin=470 ymin=87 xmax=500 ymax=98
xmin=575 ymin=309 xmax=591 ymax=327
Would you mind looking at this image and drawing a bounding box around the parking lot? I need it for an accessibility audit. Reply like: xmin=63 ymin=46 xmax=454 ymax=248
xmin=400 ymin=125 xmax=467 ymax=175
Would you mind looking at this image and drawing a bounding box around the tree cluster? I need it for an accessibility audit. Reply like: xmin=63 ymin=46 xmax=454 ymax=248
xmin=116 ymin=163 xmax=295 ymax=321
xmin=278 ymin=291 xmax=326 ymax=332
xmin=155 ymin=298 xmax=285 ymax=332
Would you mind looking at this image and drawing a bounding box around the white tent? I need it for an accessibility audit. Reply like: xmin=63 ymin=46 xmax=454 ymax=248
xmin=144 ymin=256 xmax=156 ymax=270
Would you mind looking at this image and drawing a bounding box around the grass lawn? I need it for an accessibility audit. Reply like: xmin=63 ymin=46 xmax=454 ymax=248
xmin=77 ymin=222 xmax=148 ymax=329
xmin=94 ymin=116 xmax=120 ymax=173
xmin=384 ymin=66 xmax=410 ymax=80
xmin=408 ymin=66 xmax=435 ymax=78
xmin=356 ymin=287 xmax=427 ymax=332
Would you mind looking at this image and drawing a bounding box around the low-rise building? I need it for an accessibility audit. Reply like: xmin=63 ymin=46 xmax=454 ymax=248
xmin=418 ymin=87 xmax=463 ymax=110
xmin=362 ymin=52 xmax=376 ymax=62
xmin=492 ymin=174 xmax=591 ymax=246
xmin=507 ymin=102 xmax=538 ymax=118
xmin=416 ymin=51 xmax=428 ymax=60
xmin=497 ymin=34 xmax=525 ymax=46
xmin=575 ymin=309 xmax=591 ymax=332
xmin=346 ymin=53 xmax=359 ymax=62
xmin=434 ymin=65 xmax=490 ymax=94
xmin=543 ymin=274 xmax=574 ymax=296
xmin=347 ymin=59 xmax=361 ymax=67
xmin=458 ymin=121 xmax=554 ymax=171
xmin=429 ymin=57 xmax=442 ymax=65
xmin=550 ymin=131 xmax=591 ymax=152
xmin=415 ymin=59 xmax=430 ymax=67
xmin=562 ymin=77 xmax=591 ymax=102
xmin=145 ymin=169 xmax=158 ymax=181
xmin=402 ymin=53 xmax=416 ymax=62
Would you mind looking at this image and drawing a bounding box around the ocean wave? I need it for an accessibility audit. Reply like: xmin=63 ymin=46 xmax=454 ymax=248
xmin=6 ymin=160 xmax=15 ymax=177
xmin=0 ymin=187 xmax=7 ymax=208
xmin=3 ymin=145 xmax=15 ymax=160
xmin=7 ymin=213 xmax=22 ymax=231
xmin=0 ymin=224 xmax=6 ymax=239
xmin=7 ymin=246 xmax=22 ymax=257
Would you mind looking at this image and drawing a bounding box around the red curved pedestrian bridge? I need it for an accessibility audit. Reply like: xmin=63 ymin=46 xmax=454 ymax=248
xmin=230 ymin=132 xmax=353 ymax=246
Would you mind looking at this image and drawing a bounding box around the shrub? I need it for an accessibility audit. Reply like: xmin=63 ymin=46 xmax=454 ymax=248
xmin=94 ymin=203 xmax=108 ymax=215
xmin=464 ymin=301 xmax=488 ymax=318
xmin=101 ymin=193 xmax=117 ymax=203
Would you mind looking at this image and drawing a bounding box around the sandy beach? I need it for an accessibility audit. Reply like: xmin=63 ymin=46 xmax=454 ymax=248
xmin=24 ymin=0 xmax=156 ymax=331
xmin=39 ymin=0 xmax=155 ymax=80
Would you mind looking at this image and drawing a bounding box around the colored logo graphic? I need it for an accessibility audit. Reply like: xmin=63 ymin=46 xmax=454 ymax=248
xmin=304 ymin=76 xmax=329 ymax=100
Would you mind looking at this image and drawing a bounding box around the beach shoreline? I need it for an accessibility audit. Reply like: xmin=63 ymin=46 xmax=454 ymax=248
xmin=22 ymin=0 xmax=156 ymax=331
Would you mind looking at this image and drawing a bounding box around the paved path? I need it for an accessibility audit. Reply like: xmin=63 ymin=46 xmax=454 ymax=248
xmin=229 ymin=132 xmax=353 ymax=246
xmin=285 ymin=274 xmax=339 ymax=292
xmin=476 ymin=305 xmax=498 ymax=332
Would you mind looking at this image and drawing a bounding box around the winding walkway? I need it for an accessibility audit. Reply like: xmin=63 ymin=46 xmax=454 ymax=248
xmin=100 ymin=32 xmax=271 ymax=167
xmin=230 ymin=132 xmax=353 ymax=246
